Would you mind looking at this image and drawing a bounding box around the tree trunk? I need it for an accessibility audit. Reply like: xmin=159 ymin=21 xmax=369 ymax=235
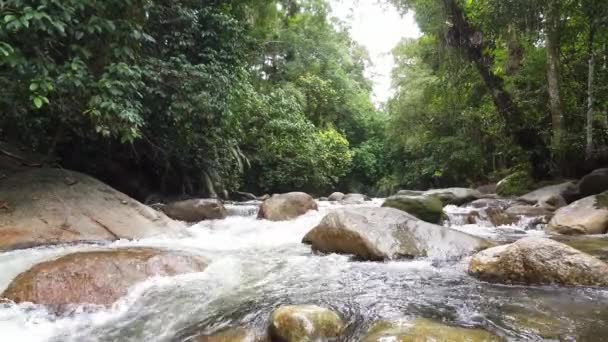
xmin=586 ymin=25 xmax=596 ymax=159
xmin=442 ymin=0 xmax=548 ymax=177
xmin=545 ymin=0 xmax=564 ymax=150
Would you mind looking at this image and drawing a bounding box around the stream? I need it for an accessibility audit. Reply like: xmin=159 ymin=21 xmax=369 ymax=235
xmin=1 ymin=200 xmax=608 ymax=341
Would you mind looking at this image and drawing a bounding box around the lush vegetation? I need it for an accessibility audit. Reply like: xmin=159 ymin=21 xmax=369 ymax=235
xmin=2 ymin=0 xmax=608 ymax=199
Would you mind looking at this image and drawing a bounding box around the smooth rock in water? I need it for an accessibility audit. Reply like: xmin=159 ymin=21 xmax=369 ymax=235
xmin=425 ymin=187 xmax=483 ymax=206
xmin=327 ymin=192 xmax=345 ymax=202
xmin=341 ymin=193 xmax=367 ymax=204
xmin=0 ymin=168 xmax=186 ymax=251
xmin=545 ymin=193 xmax=608 ymax=235
xmin=2 ymin=248 xmax=207 ymax=307
xmin=470 ymin=198 xmax=511 ymax=210
xmin=303 ymin=207 xmax=491 ymax=261
xmin=362 ymin=318 xmax=502 ymax=342
xmin=196 ymin=328 xmax=267 ymax=342
xmin=468 ymin=237 xmax=608 ymax=286
xmin=496 ymin=171 xmax=533 ymax=197
xmin=505 ymin=205 xmax=553 ymax=218
xmin=382 ymin=195 xmax=444 ymax=224
xmin=397 ymin=190 xmax=425 ymax=196
xmin=162 ymin=199 xmax=226 ymax=222
xmin=258 ymin=192 xmax=317 ymax=221
xmin=268 ymin=305 xmax=345 ymax=342
xmin=517 ymin=181 xmax=576 ymax=210
xmin=231 ymin=191 xmax=258 ymax=202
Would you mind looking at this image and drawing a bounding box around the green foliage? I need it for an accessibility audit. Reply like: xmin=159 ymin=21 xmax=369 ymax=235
xmin=496 ymin=170 xmax=534 ymax=197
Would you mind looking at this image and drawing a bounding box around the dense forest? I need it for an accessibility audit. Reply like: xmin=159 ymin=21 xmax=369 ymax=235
xmin=1 ymin=0 xmax=607 ymax=200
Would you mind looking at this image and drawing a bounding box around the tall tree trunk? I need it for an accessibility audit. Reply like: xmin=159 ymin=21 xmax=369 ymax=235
xmin=586 ymin=24 xmax=596 ymax=159
xmin=442 ymin=0 xmax=548 ymax=177
xmin=545 ymin=0 xmax=564 ymax=150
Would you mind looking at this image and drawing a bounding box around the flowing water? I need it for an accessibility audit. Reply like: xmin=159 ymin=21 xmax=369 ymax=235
xmin=1 ymin=200 xmax=608 ymax=341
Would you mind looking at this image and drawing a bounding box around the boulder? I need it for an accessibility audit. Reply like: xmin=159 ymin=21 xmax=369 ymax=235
xmin=504 ymin=205 xmax=553 ymax=218
xmin=476 ymin=183 xmax=497 ymax=195
xmin=468 ymin=237 xmax=608 ymax=286
xmin=2 ymin=248 xmax=207 ymax=307
xmin=396 ymin=190 xmax=425 ymax=196
xmin=196 ymin=328 xmax=267 ymax=342
xmin=517 ymin=181 xmax=576 ymax=210
xmin=161 ymin=199 xmax=226 ymax=222
xmin=258 ymin=192 xmax=318 ymax=221
xmin=0 ymin=168 xmax=186 ymax=251
xmin=302 ymin=207 xmax=491 ymax=261
xmin=362 ymin=318 xmax=501 ymax=342
xmin=382 ymin=195 xmax=444 ymax=223
xmin=231 ymin=191 xmax=257 ymax=202
xmin=425 ymin=187 xmax=483 ymax=205
xmin=545 ymin=193 xmax=608 ymax=235
xmin=578 ymin=168 xmax=608 ymax=199
xmin=341 ymin=193 xmax=367 ymax=204
xmin=496 ymin=171 xmax=533 ymax=197
xmin=268 ymin=305 xmax=345 ymax=342
xmin=327 ymin=192 xmax=345 ymax=202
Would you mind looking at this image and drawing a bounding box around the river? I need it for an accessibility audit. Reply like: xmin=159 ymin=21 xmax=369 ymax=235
xmin=1 ymin=200 xmax=608 ymax=341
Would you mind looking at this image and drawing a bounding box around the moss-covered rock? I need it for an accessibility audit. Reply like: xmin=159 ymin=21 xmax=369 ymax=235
xmin=268 ymin=305 xmax=345 ymax=342
xmin=196 ymin=328 xmax=267 ymax=342
xmin=496 ymin=171 xmax=533 ymax=197
xmin=361 ymin=318 xmax=502 ymax=342
xmin=382 ymin=195 xmax=444 ymax=223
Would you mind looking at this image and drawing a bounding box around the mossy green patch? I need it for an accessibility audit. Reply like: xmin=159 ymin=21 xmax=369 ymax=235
xmin=496 ymin=171 xmax=533 ymax=197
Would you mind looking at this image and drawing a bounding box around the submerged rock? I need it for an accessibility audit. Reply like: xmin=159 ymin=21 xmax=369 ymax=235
xmin=0 ymin=168 xmax=186 ymax=251
xmin=382 ymin=195 xmax=444 ymax=224
xmin=268 ymin=305 xmax=345 ymax=342
xmin=327 ymin=192 xmax=345 ymax=202
xmin=361 ymin=318 xmax=502 ymax=342
xmin=2 ymin=248 xmax=207 ymax=307
xmin=196 ymin=328 xmax=267 ymax=342
xmin=162 ymin=199 xmax=227 ymax=222
xmin=302 ymin=207 xmax=490 ymax=261
xmin=545 ymin=193 xmax=608 ymax=235
xmin=257 ymin=192 xmax=317 ymax=221
xmin=517 ymin=181 xmax=576 ymax=210
xmin=468 ymin=237 xmax=608 ymax=286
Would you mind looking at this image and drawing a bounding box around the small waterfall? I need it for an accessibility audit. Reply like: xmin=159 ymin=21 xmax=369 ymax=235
xmin=225 ymin=202 xmax=260 ymax=217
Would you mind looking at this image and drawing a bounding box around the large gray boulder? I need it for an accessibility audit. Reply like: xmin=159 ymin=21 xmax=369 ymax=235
xmin=518 ymin=181 xmax=576 ymax=210
xmin=0 ymin=168 xmax=186 ymax=251
xmin=469 ymin=237 xmax=608 ymax=286
xmin=162 ymin=199 xmax=226 ymax=222
xmin=302 ymin=207 xmax=491 ymax=261
xmin=382 ymin=195 xmax=444 ymax=223
xmin=578 ymin=168 xmax=608 ymax=199
xmin=424 ymin=187 xmax=483 ymax=205
xmin=258 ymin=192 xmax=318 ymax=221
xmin=545 ymin=193 xmax=608 ymax=235
xmin=327 ymin=192 xmax=345 ymax=202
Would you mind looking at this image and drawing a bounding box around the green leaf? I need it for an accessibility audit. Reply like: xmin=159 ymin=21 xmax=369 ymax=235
xmin=33 ymin=97 xmax=43 ymax=108
xmin=3 ymin=15 xmax=16 ymax=23
xmin=29 ymin=83 xmax=39 ymax=91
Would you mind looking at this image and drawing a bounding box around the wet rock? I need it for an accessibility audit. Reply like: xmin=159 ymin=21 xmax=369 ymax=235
xmin=476 ymin=183 xmax=497 ymax=195
xmin=425 ymin=187 xmax=483 ymax=205
xmin=517 ymin=181 xmax=576 ymax=210
xmin=231 ymin=191 xmax=258 ymax=202
xmin=578 ymin=168 xmax=608 ymax=199
xmin=268 ymin=305 xmax=345 ymax=342
xmin=258 ymin=192 xmax=317 ymax=221
xmin=303 ymin=207 xmax=491 ymax=261
xmin=496 ymin=171 xmax=533 ymax=197
xmin=470 ymin=198 xmax=511 ymax=210
xmin=555 ymin=236 xmax=608 ymax=261
xmin=505 ymin=311 xmax=570 ymax=340
xmin=340 ymin=193 xmax=367 ymax=204
xmin=196 ymin=328 xmax=267 ymax=342
xmin=2 ymin=248 xmax=207 ymax=307
xmin=0 ymin=168 xmax=186 ymax=251
xmin=504 ymin=205 xmax=553 ymax=218
xmin=397 ymin=190 xmax=425 ymax=196
xmin=257 ymin=194 xmax=270 ymax=201
xmin=327 ymin=192 xmax=345 ymax=202
xmin=161 ymin=199 xmax=227 ymax=222
xmin=361 ymin=318 xmax=501 ymax=342
xmin=545 ymin=193 xmax=608 ymax=235
xmin=468 ymin=237 xmax=608 ymax=286
xmin=382 ymin=195 xmax=444 ymax=223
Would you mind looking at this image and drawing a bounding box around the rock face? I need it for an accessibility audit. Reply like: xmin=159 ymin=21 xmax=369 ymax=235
xmin=341 ymin=193 xmax=367 ymax=204
xmin=496 ymin=171 xmax=533 ymax=197
xmin=2 ymin=248 xmax=207 ymax=307
xmin=327 ymin=192 xmax=345 ymax=202
xmin=303 ymin=207 xmax=490 ymax=261
xmin=382 ymin=195 xmax=444 ymax=223
xmin=162 ymin=199 xmax=227 ymax=222
xmin=545 ymin=194 xmax=608 ymax=235
xmin=468 ymin=237 xmax=608 ymax=286
xmin=258 ymin=192 xmax=318 ymax=221
xmin=0 ymin=168 xmax=186 ymax=251
xmin=424 ymin=187 xmax=483 ymax=205
xmin=196 ymin=328 xmax=267 ymax=342
xmin=362 ymin=319 xmax=501 ymax=342
xmin=518 ymin=181 xmax=576 ymax=210
xmin=268 ymin=305 xmax=345 ymax=342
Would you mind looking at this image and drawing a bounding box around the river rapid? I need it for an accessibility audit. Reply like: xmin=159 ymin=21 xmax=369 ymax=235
xmin=1 ymin=200 xmax=608 ymax=341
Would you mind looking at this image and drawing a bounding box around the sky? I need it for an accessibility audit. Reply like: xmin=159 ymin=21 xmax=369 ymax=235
xmin=330 ymin=0 xmax=421 ymax=104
